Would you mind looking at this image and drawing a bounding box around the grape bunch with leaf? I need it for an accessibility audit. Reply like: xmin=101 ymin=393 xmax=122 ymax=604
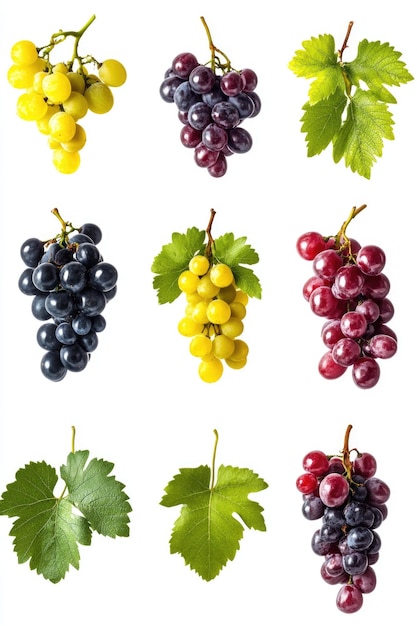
xmin=289 ymin=21 xmax=414 ymax=178
xmin=7 ymin=14 xmax=127 ymax=174
xmin=152 ymin=209 xmax=261 ymax=382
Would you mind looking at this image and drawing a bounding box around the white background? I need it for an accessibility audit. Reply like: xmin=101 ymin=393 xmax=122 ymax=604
xmin=0 ymin=1 xmax=414 ymax=624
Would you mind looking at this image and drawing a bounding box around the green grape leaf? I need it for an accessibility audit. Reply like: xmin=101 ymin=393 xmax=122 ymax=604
xmin=289 ymin=27 xmax=413 ymax=177
xmin=288 ymin=34 xmax=345 ymax=105
xmin=332 ymin=88 xmax=394 ymax=179
xmin=160 ymin=464 xmax=268 ymax=581
xmin=0 ymin=461 xmax=92 ymax=583
xmin=212 ymin=233 xmax=262 ymax=299
xmin=347 ymin=39 xmax=414 ymax=103
xmin=151 ymin=227 xmax=206 ymax=304
xmin=60 ymin=450 xmax=131 ymax=538
xmin=152 ymin=227 xmax=261 ymax=301
xmin=0 ymin=447 xmax=131 ymax=583
xmin=300 ymin=88 xmax=347 ymax=156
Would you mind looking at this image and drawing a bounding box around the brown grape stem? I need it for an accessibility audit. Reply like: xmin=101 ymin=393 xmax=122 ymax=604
xmin=205 ymin=208 xmax=216 ymax=258
xmin=210 ymin=429 xmax=219 ymax=490
xmin=342 ymin=424 xmax=354 ymax=480
xmin=335 ymin=204 xmax=367 ymax=258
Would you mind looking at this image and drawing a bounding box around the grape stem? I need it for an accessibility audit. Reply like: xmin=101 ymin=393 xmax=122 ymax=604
xmin=200 ymin=16 xmax=233 ymax=74
xmin=205 ymin=208 xmax=216 ymax=258
xmin=37 ymin=15 xmax=97 ymax=71
xmin=210 ymin=429 xmax=219 ymax=490
xmin=338 ymin=21 xmax=354 ymax=96
xmin=342 ymin=424 xmax=354 ymax=480
xmin=334 ymin=204 xmax=367 ymax=258
xmin=58 ymin=426 xmax=77 ymax=500
xmin=49 ymin=208 xmax=79 ymax=247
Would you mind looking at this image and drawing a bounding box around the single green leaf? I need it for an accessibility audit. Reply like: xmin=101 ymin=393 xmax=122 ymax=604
xmin=307 ymin=67 xmax=346 ymax=105
xmin=347 ymin=39 xmax=414 ymax=102
xmin=151 ymin=227 xmax=206 ymax=303
xmin=160 ymin=464 xmax=268 ymax=581
xmin=213 ymin=233 xmax=262 ymax=299
xmin=300 ymin=88 xmax=347 ymax=156
xmin=61 ymin=450 xmax=131 ymax=538
xmin=0 ymin=461 xmax=92 ymax=583
xmin=289 ymin=33 xmax=338 ymax=79
xmin=332 ymin=88 xmax=394 ymax=179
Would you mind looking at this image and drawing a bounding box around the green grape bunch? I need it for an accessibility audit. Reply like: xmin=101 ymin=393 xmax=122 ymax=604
xmin=152 ymin=209 xmax=262 ymax=383
xmin=7 ymin=15 xmax=127 ymax=174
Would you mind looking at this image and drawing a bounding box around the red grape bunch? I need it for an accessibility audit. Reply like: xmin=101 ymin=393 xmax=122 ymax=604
xmin=159 ymin=17 xmax=261 ymax=178
xmin=296 ymin=425 xmax=390 ymax=614
xmin=18 ymin=209 xmax=118 ymax=381
xmin=296 ymin=205 xmax=396 ymax=389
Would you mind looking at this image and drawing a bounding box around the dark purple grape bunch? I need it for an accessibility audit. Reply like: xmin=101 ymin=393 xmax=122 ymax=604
xmin=296 ymin=425 xmax=390 ymax=614
xmin=18 ymin=209 xmax=118 ymax=381
xmin=159 ymin=21 xmax=261 ymax=178
xmin=296 ymin=205 xmax=396 ymax=389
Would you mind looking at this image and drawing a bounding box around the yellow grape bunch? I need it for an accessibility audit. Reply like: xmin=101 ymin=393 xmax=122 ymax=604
xmin=152 ymin=210 xmax=262 ymax=384
xmin=178 ymin=257 xmax=250 ymax=383
xmin=7 ymin=15 xmax=127 ymax=174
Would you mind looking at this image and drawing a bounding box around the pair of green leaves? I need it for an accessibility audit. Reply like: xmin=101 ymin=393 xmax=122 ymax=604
xmin=289 ymin=29 xmax=414 ymax=178
xmin=0 ymin=450 xmax=131 ymax=583
xmin=151 ymin=226 xmax=262 ymax=304
xmin=0 ymin=433 xmax=268 ymax=583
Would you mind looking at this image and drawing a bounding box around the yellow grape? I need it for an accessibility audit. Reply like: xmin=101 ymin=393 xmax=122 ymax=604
xmin=16 ymin=91 xmax=48 ymax=121
xmin=7 ymin=58 xmax=47 ymax=89
xmin=178 ymin=270 xmax=200 ymax=294
xmin=189 ymin=254 xmax=210 ymax=276
xmin=52 ymin=62 xmax=68 ymax=74
xmin=220 ymin=316 xmax=244 ymax=338
xmin=212 ymin=334 xmax=235 ymax=359
xmin=186 ymin=291 xmax=205 ymax=305
xmin=191 ymin=301 xmax=209 ymax=324
xmin=32 ymin=70 xmax=47 ymax=95
xmin=210 ymin=263 xmax=234 ymax=288
xmin=61 ymin=124 xmax=87 ymax=152
xmin=84 ymin=82 xmax=114 ymax=114
xmin=36 ymin=105 xmax=60 ymax=134
xmin=229 ymin=339 xmax=249 ymax=360
xmin=66 ymin=71 xmax=86 ymax=94
xmin=197 ymin=274 xmax=219 ymax=298
xmin=206 ymin=299 xmax=231 ymax=325
xmin=233 ymin=290 xmax=249 ymax=305
xmin=62 ymin=92 xmax=89 ymax=120
xmin=217 ymin=283 xmax=236 ymax=303
xmin=52 ymin=148 xmax=80 ymax=174
xmin=198 ymin=357 xmax=223 ymax=383
xmin=229 ymin=301 xmax=247 ymax=320
xmin=42 ymin=72 xmax=72 ymax=104
xmin=98 ymin=59 xmax=127 ymax=87
xmin=178 ymin=317 xmax=204 ymax=337
xmin=189 ymin=334 xmax=212 ymax=357
xmin=225 ymin=357 xmax=247 ymax=370
xmin=48 ymin=111 xmax=76 ymax=142
xmin=11 ymin=40 xmax=38 ymax=66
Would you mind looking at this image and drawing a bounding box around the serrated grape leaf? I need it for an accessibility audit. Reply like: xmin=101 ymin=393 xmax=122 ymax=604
xmin=60 ymin=450 xmax=131 ymax=538
xmin=300 ymin=88 xmax=347 ymax=156
xmin=0 ymin=461 xmax=92 ymax=583
xmin=213 ymin=233 xmax=262 ymax=299
xmin=288 ymin=34 xmax=344 ymax=105
xmin=152 ymin=227 xmax=206 ymax=303
xmin=332 ymin=88 xmax=394 ymax=179
xmin=347 ymin=39 xmax=414 ymax=103
xmin=160 ymin=464 xmax=268 ymax=581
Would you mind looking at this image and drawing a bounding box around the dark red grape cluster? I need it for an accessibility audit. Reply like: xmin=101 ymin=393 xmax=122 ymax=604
xmin=159 ymin=52 xmax=261 ymax=177
xmin=296 ymin=225 xmax=397 ymax=389
xmin=296 ymin=431 xmax=390 ymax=614
xmin=18 ymin=215 xmax=117 ymax=381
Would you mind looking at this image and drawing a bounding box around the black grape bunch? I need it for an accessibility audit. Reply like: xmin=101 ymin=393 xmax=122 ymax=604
xmin=296 ymin=425 xmax=390 ymax=614
xmin=296 ymin=204 xmax=397 ymax=389
xmin=159 ymin=16 xmax=261 ymax=178
xmin=18 ymin=209 xmax=118 ymax=381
